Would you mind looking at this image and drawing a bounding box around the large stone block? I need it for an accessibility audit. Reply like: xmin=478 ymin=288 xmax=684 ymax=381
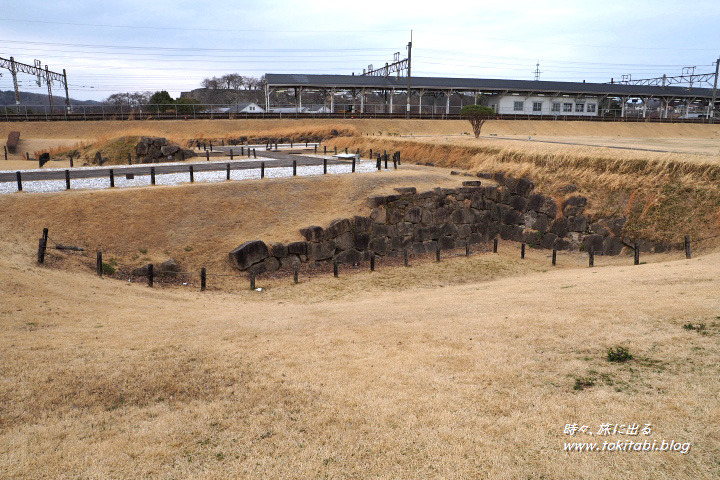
xmin=510 ymin=195 xmax=528 ymax=213
xmin=549 ymin=217 xmax=569 ymax=237
xmin=269 ymin=243 xmax=288 ymax=258
xmin=527 ymin=194 xmax=557 ymax=217
xmin=502 ymin=208 xmax=523 ymax=225
xmin=451 ymin=207 xmax=476 ymax=224
xmin=438 ymin=236 xmax=456 ymax=250
xmin=423 ymin=240 xmax=438 ymax=253
xmin=352 ymin=216 xmax=373 ymax=233
xmin=411 ymin=242 xmax=426 ymax=254
xmin=541 ymin=232 xmax=557 ymax=249
xmin=229 ymin=240 xmax=269 ymax=270
xmin=562 ymin=195 xmax=587 ymax=216
xmin=603 ymin=236 xmax=624 ymax=255
xmin=404 ymin=207 xmax=423 ymax=223
xmin=369 ymin=237 xmax=388 ymax=255
xmin=568 ymin=215 xmax=587 ymax=232
xmin=160 ymin=145 xmax=180 ymax=156
xmin=432 ymin=206 xmax=452 ymax=224
xmin=263 ymin=256 xmax=280 ymax=273
xmin=396 ymin=222 xmax=415 ymax=237
xmin=394 ymin=187 xmax=416 ymax=194
xmin=414 ymin=225 xmax=441 ymax=242
xmin=287 ymin=241 xmax=308 ymax=255
xmin=390 ymin=236 xmax=413 ymax=251
xmin=440 ymin=222 xmax=458 ymax=237
xmin=309 ymin=240 xmax=336 ymax=260
xmin=325 ymin=218 xmax=351 ymax=239
xmin=497 ymin=186 xmax=512 ymax=204
xmin=583 ymin=234 xmax=604 ymax=253
xmin=515 ymin=177 xmax=535 ymax=197
xmin=353 ymin=232 xmax=371 ymax=250
xmin=457 ymin=224 xmax=472 ymax=238
xmin=280 ymin=255 xmax=300 ymax=269
xmin=524 ymin=211 xmax=549 ymax=232
xmin=335 ymin=232 xmax=354 ymax=250
xmin=387 ymin=208 xmax=404 ymax=224
xmin=300 ymin=225 xmax=324 ymax=242
xmin=373 ymin=223 xmax=396 ymax=237
xmin=467 ymin=233 xmax=485 ymax=245
xmin=335 ymin=248 xmax=362 ymax=264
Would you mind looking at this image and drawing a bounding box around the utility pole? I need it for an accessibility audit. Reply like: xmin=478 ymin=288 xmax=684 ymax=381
xmin=45 ymin=65 xmax=54 ymax=112
xmin=406 ymin=31 xmax=412 ymax=117
xmin=63 ymin=69 xmax=70 ymax=111
xmin=9 ymin=57 xmax=19 ymax=105
xmin=712 ymin=57 xmax=719 ymax=119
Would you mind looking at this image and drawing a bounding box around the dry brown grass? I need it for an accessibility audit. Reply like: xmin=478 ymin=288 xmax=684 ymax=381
xmin=0 ymin=168 xmax=462 ymax=275
xmin=1 ymin=236 xmax=718 ymax=478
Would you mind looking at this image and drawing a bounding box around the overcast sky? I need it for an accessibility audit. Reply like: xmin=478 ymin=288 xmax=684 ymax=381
xmin=1 ymin=0 xmax=719 ymax=101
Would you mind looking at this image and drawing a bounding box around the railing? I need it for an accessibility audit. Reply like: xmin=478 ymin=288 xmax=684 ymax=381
xmin=1 ymin=103 xmax=718 ymax=124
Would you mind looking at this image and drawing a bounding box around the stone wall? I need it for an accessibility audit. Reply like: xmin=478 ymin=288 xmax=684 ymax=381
xmin=229 ymin=177 xmax=642 ymax=274
xmin=135 ymin=137 xmax=197 ymax=163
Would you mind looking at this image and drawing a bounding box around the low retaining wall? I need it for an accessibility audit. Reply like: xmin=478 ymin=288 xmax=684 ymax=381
xmin=229 ymin=176 xmax=651 ymax=274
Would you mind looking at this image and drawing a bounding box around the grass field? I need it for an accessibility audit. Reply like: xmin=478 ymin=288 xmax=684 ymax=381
xmin=2 ymin=119 xmax=720 ymax=478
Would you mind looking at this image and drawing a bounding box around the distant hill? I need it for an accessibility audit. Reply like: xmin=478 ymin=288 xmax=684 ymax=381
xmin=0 ymin=90 xmax=100 ymax=107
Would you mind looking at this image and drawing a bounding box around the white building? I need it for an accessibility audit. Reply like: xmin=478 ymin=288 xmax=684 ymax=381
xmin=226 ymin=102 xmax=265 ymax=113
xmin=482 ymin=93 xmax=599 ymax=116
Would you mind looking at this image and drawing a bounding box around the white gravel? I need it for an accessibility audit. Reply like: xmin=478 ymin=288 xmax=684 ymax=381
xmin=0 ymin=159 xmax=380 ymax=194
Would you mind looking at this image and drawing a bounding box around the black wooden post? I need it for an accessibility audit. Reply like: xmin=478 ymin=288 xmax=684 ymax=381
xmin=250 ymin=273 xmax=255 ymax=290
xmin=466 ymin=243 xmax=470 ymax=256
xmin=253 ymin=149 xmax=256 ymax=158
xmin=96 ymin=251 xmax=103 ymax=276
xmin=226 ymin=163 xmax=231 ymax=180
xmin=290 ymin=141 xmax=293 ymax=148
xmin=200 ymin=267 xmax=206 ymax=291
xmin=109 ymin=169 xmax=115 ymax=187
xmin=352 ymin=157 xmax=356 ymax=173
xmin=230 ymin=149 xmax=233 ymax=160
xmin=261 ymin=162 xmax=265 ymax=178
xmin=209 ymin=141 xmax=213 ymax=152
xmin=3 ymin=146 xmax=6 ymax=160
xmin=397 ymin=151 xmax=401 ymax=165
xmin=393 ymin=156 xmax=397 ymax=169
xmin=151 ymin=167 xmax=156 ymax=185
xmin=65 ymin=169 xmax=71 ymax=190
xmin=384 ymin=154 xmax=388 ymax=169
xmin=275 ymin=142 xmax=278 ymax=150
xmin=37 ymin=228 xmax=48 ymax=264
xmin=306 ymin=141 xmax=308 ymax=148
xmin=436 ymin=244 xmax=441 ymax=262
xmin=293 ymin=160 xmax=297 ymax=176
xmin=127 ymin=153 xmax=131 ymax=165
xmin=293 ymin=264 xmax=298 ymax=284
xmin=345 ymin=147 xmax=348 ymax=154
xmin=334 ymin=146 xmax=337 ymax=155
xmin=589 ymin=247 xmax=594 ymax=267
xmin=633 ymin=243 xmax=640 ymax=265
xmin=370 ymin=252 xmax=375 ymax=271
xmin=684 ymin=235 xmax=691 ymax=259
xmin=25 ymin=152 xmax=29 ymax=160
xmin=324 ymin=145 xmax=327 ymax=155
xmin=69 ymin=153 xmax=74 ymax=167
xmin=369 ymin=148 xmax=373 ymax=159
xmin=241 ymin=146 xmax=244 ymax=156
xmin=404 ymin=249 xmax=409 ymax=267
xmin=16 ymin=171 xmax=22 ymax=191
xmin=314 ymin=145 xmax=317 ymax=154
xmin=493 ymin=238 xmax=498 ymax=253
xmin=205 ymin=150 xmax=210 ymax=161
xmin=189 ymin=165 xmax=194 ymax=182
xmin=323 ymin=158 xmax=327 ymax=174
xmin=147 ymin=264 xmax=154 ymax=287
xmin=376 ymin=156 xmax=381 ymax=170
xmin=333 ymin=259 xmax=339 ymax=277
xmin=521 ymin=243 xmax=525 ymax=259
